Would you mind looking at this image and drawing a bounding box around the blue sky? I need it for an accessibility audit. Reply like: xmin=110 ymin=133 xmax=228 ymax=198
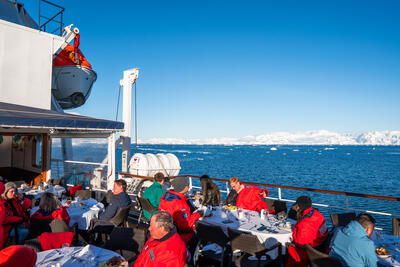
xmin=24 ymin=0 xmax=400 ymax=139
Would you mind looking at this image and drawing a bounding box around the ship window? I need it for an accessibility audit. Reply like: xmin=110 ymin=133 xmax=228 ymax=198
xmin=32 ymin=139 xmax=42 ymax=167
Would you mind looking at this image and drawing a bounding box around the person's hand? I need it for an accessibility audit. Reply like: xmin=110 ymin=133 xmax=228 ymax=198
xmin=260 ymin=191 xmax=267 ymax=198
xmin=194 ymin=195 xmax=201 ymax=200
xmin=196 ymin=209 xmax=204 ymax=217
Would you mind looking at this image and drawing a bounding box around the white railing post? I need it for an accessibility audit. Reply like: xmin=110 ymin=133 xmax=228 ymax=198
xmin=189 ymin=176 xmax=193 ymax=192
xmin=346 ymin=196 xmax=349 ymax=211
xmin=226 ymin=182 xmax=230 ymax=194
xmin=278 ymin=188 xmax=282 ymax=200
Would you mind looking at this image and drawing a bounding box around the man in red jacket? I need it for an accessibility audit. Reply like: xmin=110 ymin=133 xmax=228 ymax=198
xmin=286 ymin=196 xmax=328 ymax=267
xmin=229 ymin=176 xmax=272 ymax=212
xmin=158 ymin=189 xmax=202 ymax=243
xmin=134 ymin=211 xmax=188 ymax=267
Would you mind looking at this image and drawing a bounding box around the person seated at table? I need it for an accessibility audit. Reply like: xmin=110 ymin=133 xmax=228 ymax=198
xmin=159 ymin=184 xmax=203 ymax=244
xmin=229 ymin=176 xmax=272 ymax=213
xmin=142 ymin=172 xmax=166 ymax=220
xmin=224 ymin=188 xmax=238 ymax=206
xmin=0 ymin=245 xmax=37 ymax=267
xmin=89 ymin=179 xmax=131 ymax=243
xmin=170 ymin=176 xmax=199 ymax=213
xmin=67 ymin=182 xmax=83 ymax=198
xmin=286 ymin=196 xmax=328 ymax=267
xmin=0 ymin=182 xmax=5 ymax=249
xmin=30 ymin=193 xmax=70 ymax=234
xmin=329 ymin=213 xmax=378 ymax=267
xmin=194 ymin=175 xmax=221 ymax=206
xmin=2 ymin=182 xmax=31 ymax=245
xmin=134 ymin=211 xmax=188 ymax=267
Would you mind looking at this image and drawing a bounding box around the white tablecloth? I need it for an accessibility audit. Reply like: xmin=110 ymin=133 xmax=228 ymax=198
xmin=62 ymin=198 xmax=104 ymax=230
xmin=21 ymin=185 xmax=66 ymax=199
xmin=371 ymin=232 xmax=400 ymax=267
xmin=35 ymin=245 xmax=125 ymax=267
xmin=202 ymin=207 xmax=293 ymax=259
xmin=31 ymin=198 xmax=104 ymax=230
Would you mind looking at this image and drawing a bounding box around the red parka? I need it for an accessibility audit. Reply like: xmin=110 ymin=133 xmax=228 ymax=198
xmin=2 ymin=197 xmax=29 ymax=245
xmin=38 ymin=232 xmax=74 ymax=251
xmin=0 ymin=182 xmax=5 ymax=249
xmin=236 ymin=184 xmax=271 ymax=212
xmin=159 ymin=191 xmax=200 ymax=243
xmin=30 ymin=206 xmax=70 ymax=226
xmin=134 ymin=228 xmax=188 ymax=267
xmin=0 ymin=245 xmax=37 ymax=267
xmin=68 ymin=185 xmax=83 ymax=198
xmin=286 ymin=207 xmax=328 ymax=267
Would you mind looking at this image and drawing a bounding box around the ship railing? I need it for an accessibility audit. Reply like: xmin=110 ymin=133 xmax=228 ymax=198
xmin=118 ymin=173 xmax=400 ymax=232
xmin=51 ymin=158 xmax=107 ymax=189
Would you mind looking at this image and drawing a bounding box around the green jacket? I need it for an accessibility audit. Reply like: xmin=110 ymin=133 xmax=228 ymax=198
xmin=142 ymin=181 xmax=165 ymax=220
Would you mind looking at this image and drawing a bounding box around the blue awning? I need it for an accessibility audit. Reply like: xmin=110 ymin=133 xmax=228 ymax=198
xmin=0 ymin=102 xmax=124 ymax=131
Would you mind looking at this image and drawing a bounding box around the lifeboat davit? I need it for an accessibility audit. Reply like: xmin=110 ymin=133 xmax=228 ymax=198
xmin=52 ymin=34 xmax=97 ymax=109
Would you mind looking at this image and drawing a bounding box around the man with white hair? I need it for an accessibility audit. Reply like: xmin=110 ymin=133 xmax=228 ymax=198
xmin=134 ymin=211 xmax=188 ymax=267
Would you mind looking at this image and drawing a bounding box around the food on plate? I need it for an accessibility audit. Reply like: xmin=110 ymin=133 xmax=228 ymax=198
xmin=66 ymin=201 xmax=71 ymax=205
xmin=376 ymin=247 xmax=389 ymax=255
xmin=224 ymin=205 xmax=237 ymax=210
xmin=100 ymin=256 xmax=128 ymax=267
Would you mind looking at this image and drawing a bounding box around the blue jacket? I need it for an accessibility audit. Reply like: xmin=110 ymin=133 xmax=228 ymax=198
xmin=330 ymin=220 xmax=378 ymax=267
xmin=99 ymin=191 xmax=131 ymax=220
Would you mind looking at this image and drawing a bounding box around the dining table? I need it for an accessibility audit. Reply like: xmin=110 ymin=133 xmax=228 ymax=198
xmin=200 ymin=205 xmax=294 ymax=260
xmin=35 ymin=244 xmax=127 ymax=267
xmin=30 ymin=198 xmax=105 ymax=230
xmin=371 ymin=231 xmax=400 ymax=267
xmin=20 ymin=185 xmax=66 ymax=199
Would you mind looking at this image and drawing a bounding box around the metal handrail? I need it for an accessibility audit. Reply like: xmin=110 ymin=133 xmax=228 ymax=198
xmin=38 ymin=0 xmax=65 ymax=36
xmin=118 ymin=173 xmax=399 ymax=202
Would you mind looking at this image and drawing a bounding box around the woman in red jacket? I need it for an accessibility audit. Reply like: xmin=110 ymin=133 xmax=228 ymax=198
xmin=2 ymin=182 xmax=30 ymax=245
xmin=30 ymin=192 xmax=70 ymax=237
xmin=0 ymin=182 xmax=5 ymax=249
xmin=286 ymin=196 xmax=328 ymax=267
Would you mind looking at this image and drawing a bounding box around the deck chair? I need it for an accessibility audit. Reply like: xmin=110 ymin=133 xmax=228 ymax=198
xmin=75 ymin=190 xmax=92 ymax=200
xmin=103 ymin=227 xmax=140 ymax=263
xmin=305 ymin=244 xmax=343 ymax=267
xmin=393 ymin=218 xmax=400 ymax=236
xmin=228 ymin=228 xmax=282 ymax=267
xmin=137 ymin=197 xmax=157 ymax=223
xmin=330 ymin=213 xmax=356 ymax=227
xmin=194 ymin=221 xmax=230 ymax=267
xmin=50 ymin=219 xmax=71 ymax=233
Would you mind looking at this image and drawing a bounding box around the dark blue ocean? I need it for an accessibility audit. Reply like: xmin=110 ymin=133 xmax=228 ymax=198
xmin=52 ymin=144 xmax=400 ymax=232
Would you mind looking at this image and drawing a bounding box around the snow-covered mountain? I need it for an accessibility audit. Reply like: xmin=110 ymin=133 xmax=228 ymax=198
xmin=51 ymin=130 xmax=400 ymax=146
xmin=139 ymin=130 xmax=400 ymax=145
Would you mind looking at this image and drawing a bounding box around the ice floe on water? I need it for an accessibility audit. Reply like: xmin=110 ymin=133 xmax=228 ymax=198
xmin=270 ymin=147 xmax=278 ymax=151
xmin=293 ymin=149 xmax=299 ymax=152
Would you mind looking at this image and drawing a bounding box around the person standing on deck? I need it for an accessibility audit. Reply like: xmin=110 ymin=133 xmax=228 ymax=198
xmin=134 ymin=211 xmax=188 ymax=267
xmin=286 ymin=196 xmax=328 ymax=267
xmin=229 ymin=176 xmax=272 ymax=212
xmin=142 ymin=172 xmax=166 ymax=220
xmin=329 ymin=213 xmax=378 ymax=267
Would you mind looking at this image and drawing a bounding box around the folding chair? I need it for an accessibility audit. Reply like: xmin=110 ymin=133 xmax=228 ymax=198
xmin=305 ymin=244 xmax=343 ymax=267
xmin=228 ymin=228 xmax=282 ymax=267
xmin=194 ymin=221 xmax=230 ymax=267
xmin=330 ymin=213 xmax=356 ymax=227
